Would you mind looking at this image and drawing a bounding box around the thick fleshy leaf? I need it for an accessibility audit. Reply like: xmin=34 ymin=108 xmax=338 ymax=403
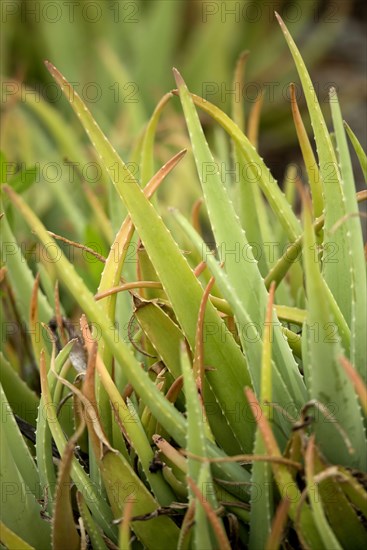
xmin=52 ymin=425 xmax=82 ymax=550
xmin=344 ymin=121 xmax=367 ymax=183
xmin=276 ymin=14 xmax=361 ymax=348
xmin=172 ymin=89 xmax=301 ymax=242
xmin=329 ymin=88 xmax=366 ymax=376
xmin=0 ymin=395 xmax=51 ymax=548
xmin=174 ymin=72 xmax=306 ymax=423
xmin=173 ymin=210 xmax=306 ymax=427
xmin=249 ymin=285 xmax=275 ymax=549
xmin=44 ymin=60 xmax=254 ymax=455
xmin=302 ymin=199 xmax=366 ymax=469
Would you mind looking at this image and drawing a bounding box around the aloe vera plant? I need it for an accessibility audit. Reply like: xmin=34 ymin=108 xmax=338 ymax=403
xmin=1 ymin=15 xmax=366 ymax=550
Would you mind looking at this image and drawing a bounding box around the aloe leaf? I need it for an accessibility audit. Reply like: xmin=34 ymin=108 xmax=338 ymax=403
xmin=344 ymin=121 xmax=367 ymax=182
xmin=276 ymin=13 xmax=357 ymax=337
xmin=44 ymin=61 xmax=254 ymax=455
xmin=340 ymin=356 xmax=367 ymax=416
xmin=304 ymin=437 xmax=342 ymax=549
xmin=274 ymin=305 xmax=306 ymax=326
xmin=80 ymin=316 xmax=177 ymax=506
xmin=98 ymin=150 xmax=186 ymax=334
xmin=101 ymin=450 xmax=180 ymax=549
xmin=173 ymin=210 xmax=306 ymax=424
xmin=4 ymin=187 xmax=251 ymax=494
xmin=244 ymin=388 xmax=323 ymax=549
xmin=302 ymin=199 xmax=366 ymax=469
xmin=35 ymin=403 xmax=56 ymax=516
xmin=313 ymin=449 xmax=367 ymax=550
xmin=29 ymin=273 xmax=49 ymax=367
xmin=337 ymin=468 xmax=367 ymax=517
xmin=0 ymin=384 xmax=40 ymax=499
xmin=96 ymin=150 xmax=186 ymax=440
xmin=180 ymin=344 xmax=217 ymax=549
xmin=329 ymin=88 xmax=366 ymax=376
xmin=80 ymin=314 xmax=185 ymax=499
xmin=135 ymin=298 xmax=243 ymax=455
xmin=0 ymin=522 xmax=35 ymax=550
xmin=235 ymin=147 xmax=269 ymax=277
xmin=134 ymin=298 xmax=184 ymax=380
xmin=0 ymin=209 xmax=53 ymax=326
xmin=137 ymin=246 xmax=167 ymax=301
xmin=35 ymin=342 xmax=75 ymax=515
xmin=5 ymin=184 xmax=187 ymax=440
xmin=0 ymin=352 xmax=39 ymax=426
xmin=265 ymin=214 xmax=352 ymax=356
xmin=249 ymin=286 xmax=275 ymax=549
xmin=76 ymin=492 xmax=108 ymax=550
xmin=52 ymin=428 xmax=81 ymax=550
xmin=92 ymin=347 xmax=176 ymax=506
xmin=289 ymin=83 xmax=323 ymax=218
xmin=0 ymin=400 xmax=51 ymax=548
xmin=173 ymin=90 xmax=301 ymax=242
xmin=140 ymin=93 xmax=173 ymax=186
xmin=174 ymin=69 xmax=305 ymax=411
xmin=38 ymin=346 xmax=117 ymax=540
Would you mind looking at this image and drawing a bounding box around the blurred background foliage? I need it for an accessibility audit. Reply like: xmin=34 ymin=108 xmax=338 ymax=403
xmin=1 ymin=0 xmax=366 ymax=312
xmin=2 ymin=0 xmax=366 ymax=148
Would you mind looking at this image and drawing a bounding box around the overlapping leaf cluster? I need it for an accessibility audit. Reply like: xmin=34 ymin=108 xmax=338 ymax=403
xmin=1 ymin=16 xmax=366 ymax=550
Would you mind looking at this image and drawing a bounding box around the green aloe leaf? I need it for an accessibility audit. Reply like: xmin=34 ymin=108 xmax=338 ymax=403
xmin=0 ymin=384 xmax=40 ymax=500
xmin=172 ymin=90 xmax=301 ymax=242
xmin=344 ymin=121 xmax=367 ymax=183
xmin=289 ymin=83 xmax=323 ymax=218
xmin=35 ymin=340 xmax=75 ymax=516
xmin=76 ymin=492 xmax=108 ymax=550
xmin=180 ymin=343 xmax=217 ymax=550
xmin=134 ymin=298 xmax=184 ymax=380
xmin=0 ymin=208 xmax=53 ymax=327
xmin=140 ymin=93 xmax=173 ymax=186
xmin=91 ymin=344 xmax=176 ymax=506
xmin=329 ymin=88 xmax=366 ymax=376
xmin=173 ymin=69 xmax=305 ymax=412
xmin=52 ymin=427 xmax=82 ymax=550
xmin=0 ymin=390 xmax=51 ymax=548
xmin=44 ymin=60 xmax=254 ymax=455
xmin=4 ymin=184 xmax=251 ymax=495
xmin=305 ymin=437 xmax=342 ymax=550
xmin=276 ymin=14 xmax=360 ymax=348
xmin=100 ymin=451 xmax=180 ymax=549
xmin=0 ymin=522 xmax=35 ymax=550
xmin=313 ymin=449 xmax=367 ymax=550
xmin=302 ymin=198 xmax=366 ymax=470
xmin=249 ymin=286 xmax=275 ymax=549
xmin=173 ymin=210 xmax=306 ymax=427
xmin=134 ymin=297 xmax=242 ymax=454
xmin=245 ymin=387 xmax=323 ymax=548
xmin=38 ymin=345 xmax=116 ymax=540
xmin=0 ymin=352 xmax=39 ymax=426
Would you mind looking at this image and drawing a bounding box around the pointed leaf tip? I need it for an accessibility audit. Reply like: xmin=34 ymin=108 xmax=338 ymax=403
xmin=275 ymin=11 xmax=287 ymax=32
xmin=172 ymin=67 xmax=185 ymax=88
xmin=44 ymin=59 xmax=54 ymax=72
xmin=44 ymin=61 xmax=68 ymax=88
